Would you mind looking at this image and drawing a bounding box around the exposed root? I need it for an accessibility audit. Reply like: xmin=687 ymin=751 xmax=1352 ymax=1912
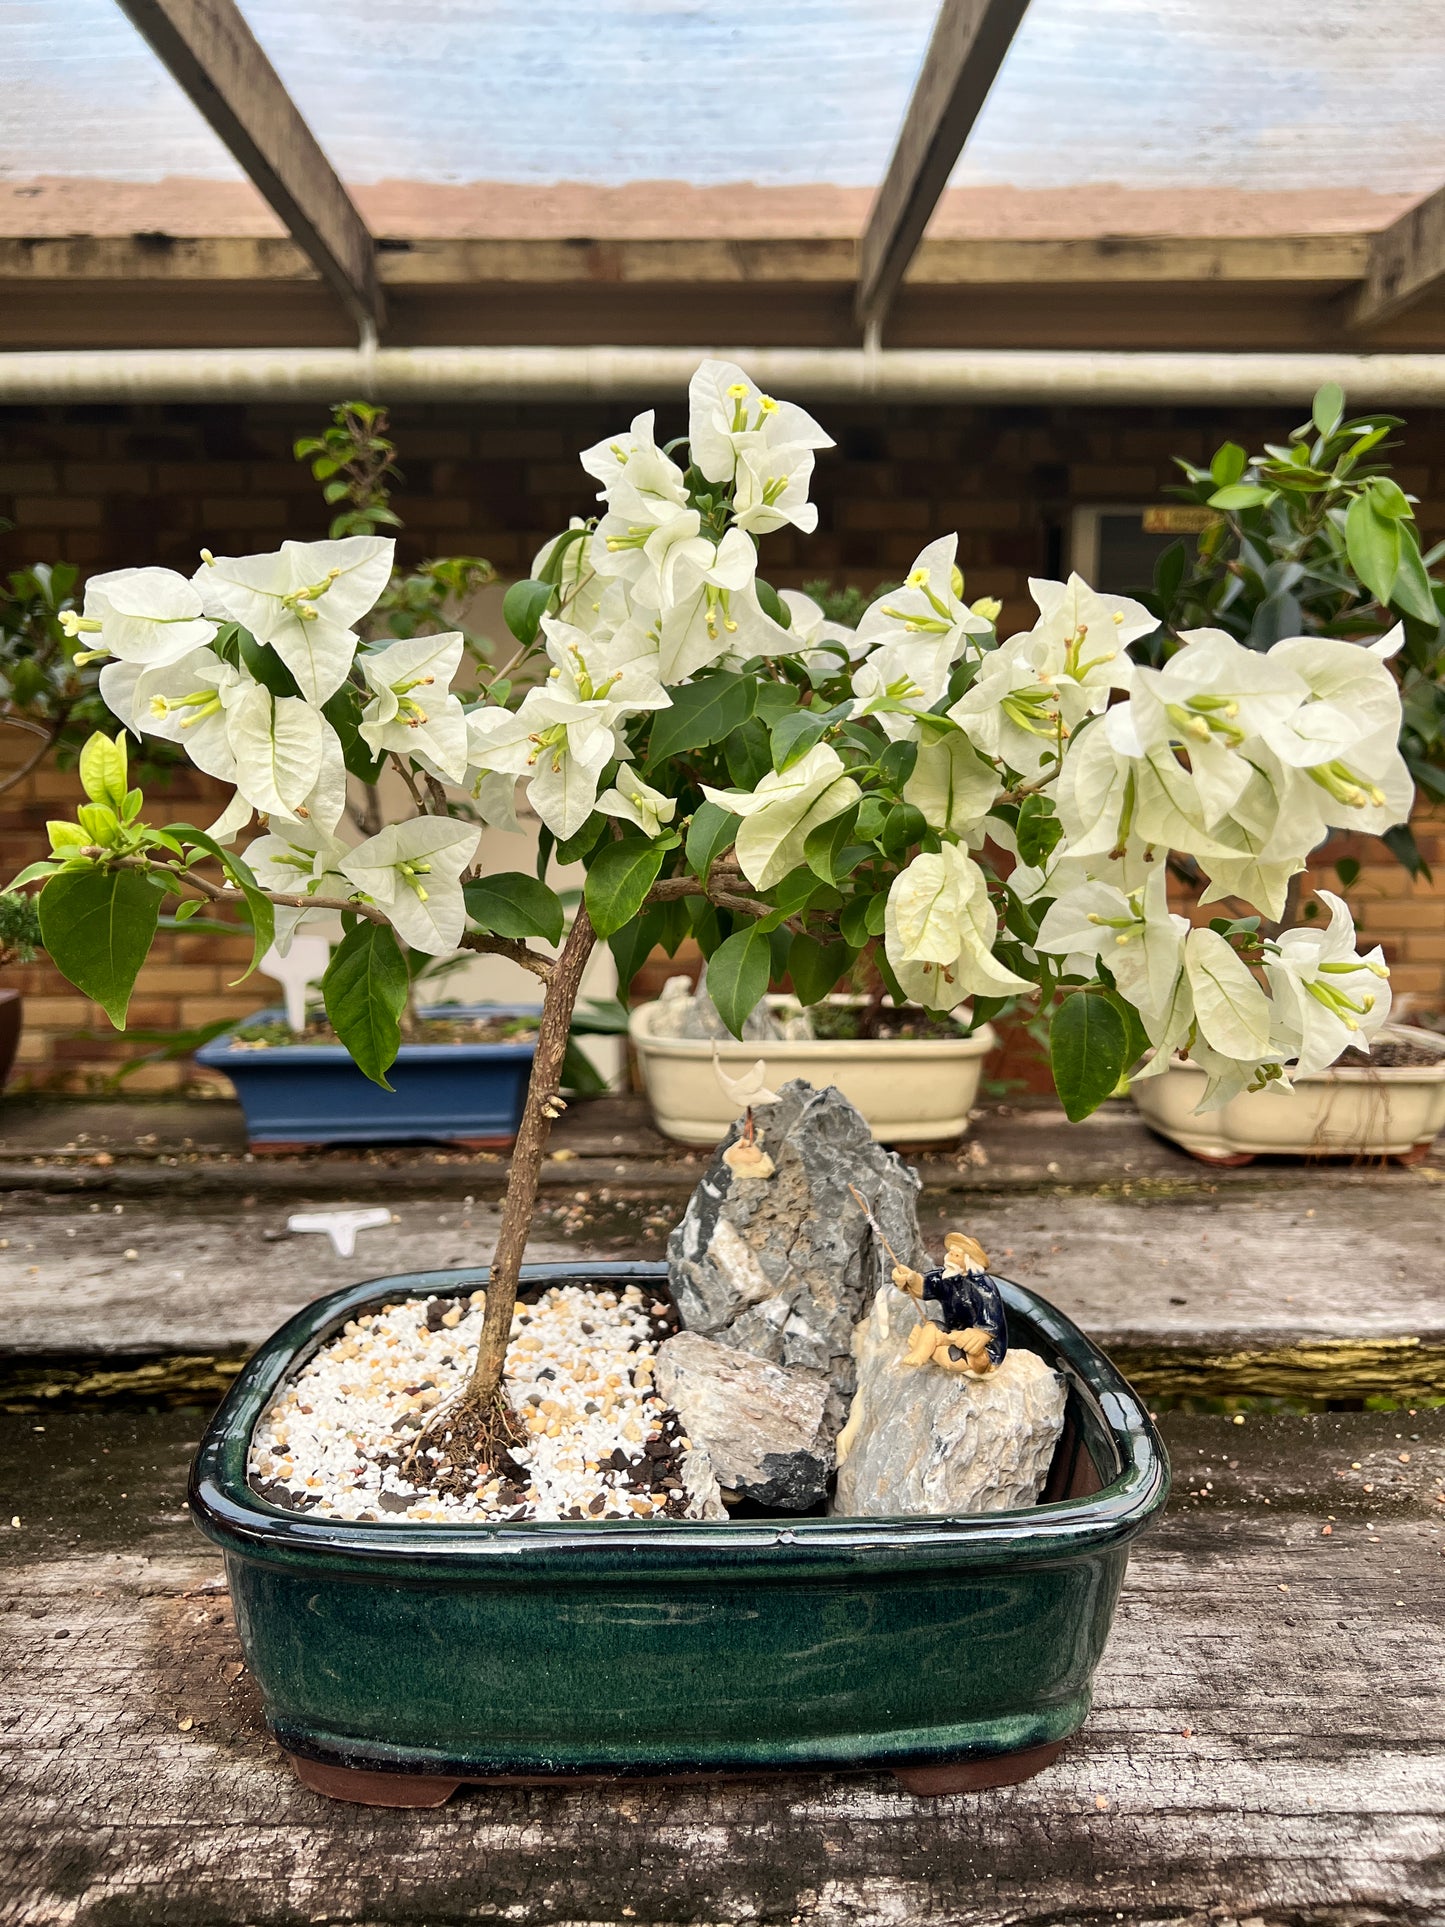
xmin=402 ymin=1383 xmax=524 ymax=1488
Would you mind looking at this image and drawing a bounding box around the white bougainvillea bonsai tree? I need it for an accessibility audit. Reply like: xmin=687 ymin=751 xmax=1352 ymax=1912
xmin=20 ymin=360 xmax=1409 ymax=1448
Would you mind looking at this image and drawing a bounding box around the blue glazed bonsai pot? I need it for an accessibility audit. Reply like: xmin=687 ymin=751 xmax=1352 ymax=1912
xmin=190 ymin=1262 xmax=1169 ymax=1805
xmin=196 ymin=1003 xmax=539 ymax=1150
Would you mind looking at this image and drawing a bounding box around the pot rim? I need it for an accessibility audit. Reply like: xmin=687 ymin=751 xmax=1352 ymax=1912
xmin=630 ymin=996 xmax=998 ymax=1059
xmin=189 ymin=1261 xmax=1169 ymax=1582
xmin=196 ymin=1002 xmax=542 ymax=1067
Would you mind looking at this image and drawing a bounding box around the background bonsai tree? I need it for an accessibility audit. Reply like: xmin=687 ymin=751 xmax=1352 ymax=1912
xmin=1144 ymin=382 xmax=1445 ymax=882
xmin=14 ymin=361 xmax=1410 ymax=1449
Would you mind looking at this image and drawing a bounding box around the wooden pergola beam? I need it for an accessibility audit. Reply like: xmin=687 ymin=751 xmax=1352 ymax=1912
xmin=855 ymin=0 xmax=1029 ymax=342
xmin=1351 ymin=186 xmax=1445 ymax=331
xmin=114 ymin=0 xmax=384 ymax=340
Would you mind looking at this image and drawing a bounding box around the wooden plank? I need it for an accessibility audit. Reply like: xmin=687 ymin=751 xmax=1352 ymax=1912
xmin=2 ymin=1180 xmax=1441 ymax=1403
xmin=113 ymin=0 xmax=383 ymax=337
xmin=2 ymin=1408 xmax=1442 ymax=1922
xmin=0 ymin=232 xmax=1370 ymax=288
xmin=1352 ymin=185 xmax=1445 ymax=330
xmin=856 ymin=0 xmax=1031 ymax=339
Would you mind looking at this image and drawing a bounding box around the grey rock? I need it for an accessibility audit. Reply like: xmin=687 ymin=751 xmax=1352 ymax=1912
xmin=648 ymin=966 xmax=788 ymax=1042
xmin=831 ymin=1286 xmax=1067 ymax=1518
xmin=656 ymin=1330 xmax=831 ymax=1511
xmin=667 ymin=1080 xmax=925 ymax=1429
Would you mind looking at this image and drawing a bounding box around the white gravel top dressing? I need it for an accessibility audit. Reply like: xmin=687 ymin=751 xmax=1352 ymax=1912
xmin=248 ymin=1282 xmax=723 ymax=1524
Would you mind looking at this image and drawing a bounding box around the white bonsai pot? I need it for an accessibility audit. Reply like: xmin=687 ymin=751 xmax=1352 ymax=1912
xmin=1129 ymin=1023 xmax=1445 ymax=1166
xmin=629 ymin=995 xmax=997 ymax=1146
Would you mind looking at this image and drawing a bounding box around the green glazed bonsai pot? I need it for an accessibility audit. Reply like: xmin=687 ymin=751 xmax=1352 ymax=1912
xmin=189 ymin=1262 xmax=1169 ymax=1805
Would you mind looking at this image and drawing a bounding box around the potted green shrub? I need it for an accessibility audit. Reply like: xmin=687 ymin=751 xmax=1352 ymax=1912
xmin=13 ymin=361 xmax=1412 ymax=1800
xmin=1126 ymin=382 xmax=1445 ymax=1161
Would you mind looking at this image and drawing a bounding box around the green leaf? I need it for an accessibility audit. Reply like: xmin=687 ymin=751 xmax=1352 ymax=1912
xmin=1016 ymin=792 xmax=1064 ymax=869
xmin=537 ymin=527 xmax=589 ymax=585
xmin=646 ymin=672 xmax=754 ymax=764
xmin=803 ymin=805 xmax=862 ymax=883
xmin=609 ymin=908 xmax=665 ymax=996
xmin=463 ymin=872 xmax=565 ymax=946
xmin=38 ymin=867 xmax=164 ymax=1030
xmin=722 ymin=717 xmax=772 ymax=789
xmin=1049 ymin=991 xmax=1128 ymax=1122
xmin=1209 ymin=442 xmax=1247 ymax=488
xmin=1333 ymin=855 xmax=1361 ymax=888
xmin=685 ymin=800 xmax=740 ymax=879
xmin=584 ymin=837 xmax=666 ymax=939
xmin=1370 ymin=476 xmax=1414 ymax=520
xmin=1100 ymin=986 xmax=1151 ymax=1073
xmin=787 ymin=933 xmax=854 ymax=1006
xmin=706 ymin=922 xmax=773 ymax=1039
xmin=1346 ymin=493 xmax=1402 ymax=605
xmin=502 ymin=578 xmax=554 ymax=648
xmin=239 ymin=630 xmax=302 ymax=699
xmin=875 ymin=739 xmax=919 ymax=789
xmin=1389 ymin=532 xmax=1439 ymax=624
xmin=171 ymin=825 xmax=275 ymax=983
xmin=752 ymin=682 xmax=800 ymax=724
xmin=1382 ymin=822 xmax=1433 ymax=883
xmin=78 ymin=733 xmax=128 ymax=812
xmin=323 ymin=684 xmax=386 ymax=782
xmin=839 ymin=896 xmax=872 ymax=949
xmin=770 ymin=709 xmax=831 ymax=772
xmin=754 ymin=578 xmax=789 ymax=628
xmin=881 ymin=802 xmax=927 ymax=859
xmin=322 ymin=920 xmax=409 ymax=1090
xmin=1207 ymin=483 xmax=1272 ymax=512
xmin=1312 ymin=381 xmax=1345 ymax=439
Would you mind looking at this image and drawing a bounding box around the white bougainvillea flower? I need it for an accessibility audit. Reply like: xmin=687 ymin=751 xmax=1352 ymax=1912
xmin=470 ymin=770 xmax=521 ymax=834
xmin=338 ymin=817 xmax=481 ymax=956
xmin=542 ymin=616 xmax=669 ymax=722
xmin=244 ymin=818 xmax=355 ymax=951
xmin=779 ymin=590 xmax=869 ymax=684
xmin=1036 ymin=869 xmax=1189 ymax=1045
xmin=655 ymin=531 xmax=783 ymax=684
xmin=466 ymin=689 xmax=616 ymax=841
xmin=61 ymin=567 xmax=216 ymax=667
xmin=224 ymin=682 xmax=347 ymax=833
xmin=580 ymin=411 xmax=690 ymax=524
xmin=1260 ymin=630 xmax=1405 ymax=768
xmin=850 ymin=633 xmax=957 ymax=742
xmin=359 ymin=630 xmax=470 ymax=783
xmin=702 ymin=741 xmax=860 ymax=890
xmin=1264 ymin=890 xmax=1392 ymax=1076
xmin=194 ymin=536 xmax=393 ymax=704
xmin=730 ymin=440 xmax=822 ymax=536
xmin=597 ymin=768 xmax=677 ymax=838
xmin=854 ymin=535 xmax=992 ymax=665
xmin=687 ymin=359 xmax=832 ymax=488
xmin=99 ymin=648 xmax=246 ymax=785
xmin=1029 ymin=574 xmax=1157 ymax=659
xmin=1125 ymin=628 xmax=1307 ymax=828
xmin=1183 ymin=926 xmax=1273 ymax=1061
xmin=591 ymin=506 xmax=706 ymax=605
xmin=884 ymin=844 xmax=1030 ymax=1010
xmin=1187 ymin=1036 xmax=1292 ymax=1113
xmin=902 ymin=728 xmax=1002 ymax=838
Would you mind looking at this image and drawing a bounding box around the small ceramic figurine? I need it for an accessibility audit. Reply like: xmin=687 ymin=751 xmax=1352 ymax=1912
xmin=892 ymin=1231 xmax=1010 ymax=1377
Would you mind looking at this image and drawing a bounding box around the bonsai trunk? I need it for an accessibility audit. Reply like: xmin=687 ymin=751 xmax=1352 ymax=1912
xmin=465 ymin=906 xmax=598 ymax=1416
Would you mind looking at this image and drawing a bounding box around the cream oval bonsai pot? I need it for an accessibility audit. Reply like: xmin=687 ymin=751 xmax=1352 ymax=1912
xmin=1129 ymin=1023 xmax=1445 ymax=1165
xmin=629 ymin=995 xmax=997 ymax=1146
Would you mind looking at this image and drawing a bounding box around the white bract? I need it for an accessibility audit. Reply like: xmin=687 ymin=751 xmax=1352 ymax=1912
xmin=359 ymin=631 xmax=469 ymax=783
xmin=884 ymin=844 xmax=1029 ymax=1010
xmin=62 ymin=567 xmax=217 ymax=667
xmin=194 ymin=536 xmax=393 ymax=703
xmin=1264 ymin=890 xmax=1392 ymax=1075
xmin=703 ymin=742 xmax=861 ymax=891
xmin=338 ymin=818 xmax=481 ymax=956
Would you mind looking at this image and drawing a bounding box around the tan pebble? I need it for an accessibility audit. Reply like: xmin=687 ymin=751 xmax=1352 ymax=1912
xmin=628 ymin=1496 xmax=652 ymax=1516
xmin=546 ymin=1421 xmax=562 ymax=1438
xmin=470 ymin=1290 xmax=485 ymax=1307
xmin=441 ymin=1308 xmax=463 ymax=1329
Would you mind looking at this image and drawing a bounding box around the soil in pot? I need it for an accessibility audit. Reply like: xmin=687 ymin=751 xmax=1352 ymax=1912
xmin=248 ymin=1280 xmax=725 ymax=1524
xmin=229 ymin=1011 xmax=540 ymax=1052
xmin=1335 ymin=1037 xmax=1445 ymax=1069
xmin=804 ymin=1003 xmax=970 ymax=1043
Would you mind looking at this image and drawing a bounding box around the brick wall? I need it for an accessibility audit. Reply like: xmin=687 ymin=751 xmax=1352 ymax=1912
xmin=2 ymin=398 xmax=1441 ymax=1088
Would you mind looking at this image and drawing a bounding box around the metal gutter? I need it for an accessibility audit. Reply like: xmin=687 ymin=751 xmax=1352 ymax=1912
xmin=5 ymin=345 xmax=1445 ymax=405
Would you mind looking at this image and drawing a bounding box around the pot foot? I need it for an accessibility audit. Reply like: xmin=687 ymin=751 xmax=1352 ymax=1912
xmin=288 ymin=1753 xmax=461 ymax=1807
xmin=1185 ymin=1147 xmax=1255 ymax=1167
xmin=1394 ymin=1140 xmax=1435 ymax=1166
xmin=452 ymin=1135 xmax=519 ymax=1153
xmin=892 ymin=1737 xmax=1068 ymax=1795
